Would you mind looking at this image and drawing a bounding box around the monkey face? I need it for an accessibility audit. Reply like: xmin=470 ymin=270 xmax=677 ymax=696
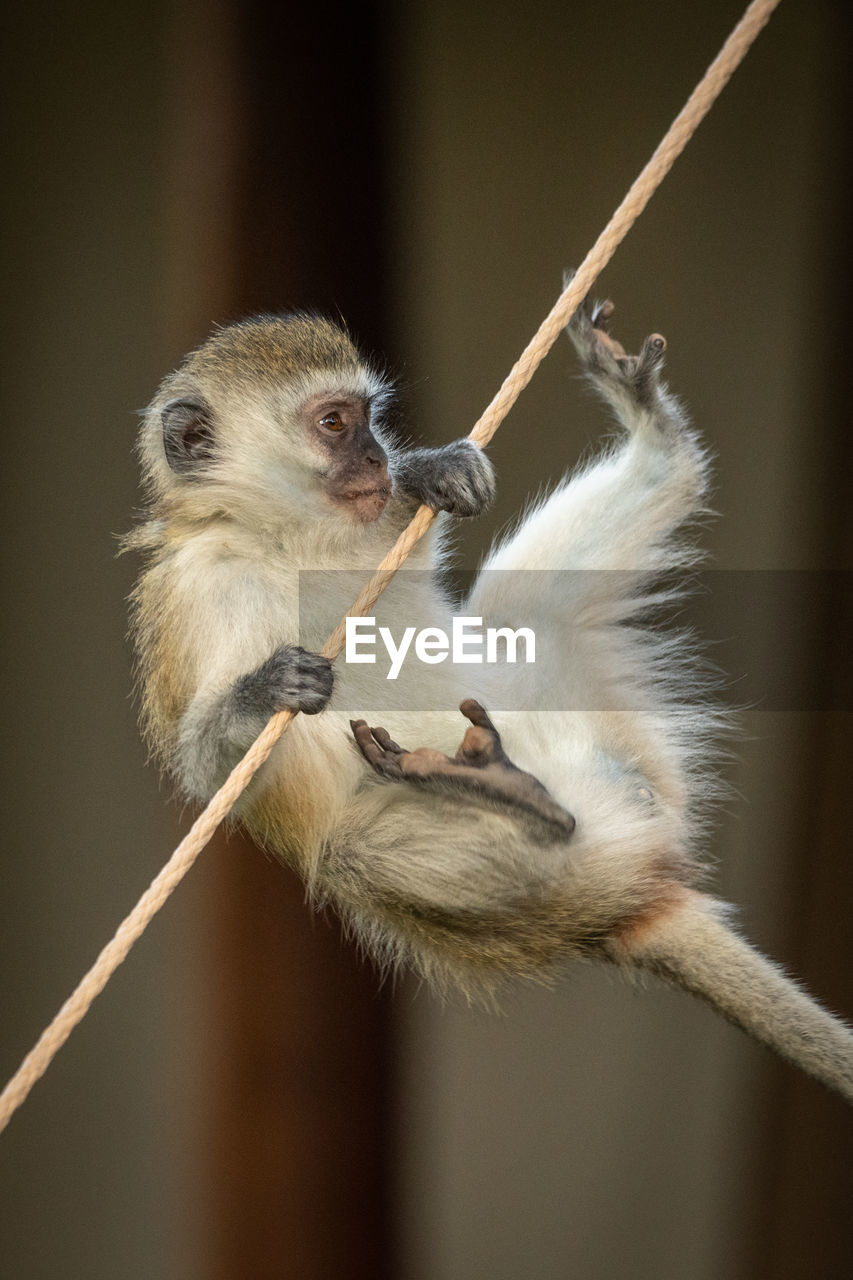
xmin=303 ymin=392 xmax=392 ymax=523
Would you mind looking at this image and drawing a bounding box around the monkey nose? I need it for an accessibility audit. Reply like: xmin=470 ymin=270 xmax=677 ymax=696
xmin=366 ymin=454 xmax=390 ymax=486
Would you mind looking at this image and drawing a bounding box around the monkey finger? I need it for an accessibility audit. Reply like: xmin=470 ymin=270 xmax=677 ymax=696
xmin=350 ymin=720 xmax=405 ymax=778
xmin=459 ymin=698 xmax=499 ymax=736
xmin=369 ymin=725 xmax=406 ymax=755
xmin=350 ymin=719 xmax=383 ymax=760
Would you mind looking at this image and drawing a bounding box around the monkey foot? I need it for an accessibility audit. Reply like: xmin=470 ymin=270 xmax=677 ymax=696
xmin=563 ymin=269 xmax=667 ymax=397
xmin=351 ymin=699 xmax=576 ymax=839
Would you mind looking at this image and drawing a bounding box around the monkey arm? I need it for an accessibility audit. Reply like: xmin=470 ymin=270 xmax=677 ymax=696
xmin=176 ymin=644 xmax=333 ymax=798
xmin=391 ymin=439 xmax=496 ymax=517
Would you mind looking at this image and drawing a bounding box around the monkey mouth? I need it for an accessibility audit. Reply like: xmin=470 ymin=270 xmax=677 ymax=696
xmin=341 ymin=485 xmax=392 ymax=500
xmin=329 ymin=485 xmax=392 ymax=522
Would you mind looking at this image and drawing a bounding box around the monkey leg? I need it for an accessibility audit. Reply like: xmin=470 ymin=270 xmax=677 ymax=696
xmin=351 ymin=700 xmax=576 ymax=840
xmin=471 ymin=287 xmax=708 ymax=593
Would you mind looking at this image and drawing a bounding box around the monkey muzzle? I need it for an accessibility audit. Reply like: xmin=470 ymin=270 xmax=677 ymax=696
xmin=329 ymin=476 xmax=392 ymax=523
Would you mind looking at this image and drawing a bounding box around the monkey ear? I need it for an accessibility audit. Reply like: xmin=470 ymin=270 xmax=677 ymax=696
xmin=161 ymin=397 xmax=215 ymax=474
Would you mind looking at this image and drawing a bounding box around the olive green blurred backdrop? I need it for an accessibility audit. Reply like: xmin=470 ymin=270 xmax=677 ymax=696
xmin=1 ymin=1 xmax=851 ymax=1277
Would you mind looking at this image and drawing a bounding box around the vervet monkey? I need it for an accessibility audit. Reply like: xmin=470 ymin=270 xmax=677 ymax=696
xmin=127 ymin=296 xmax=853 ymax=1103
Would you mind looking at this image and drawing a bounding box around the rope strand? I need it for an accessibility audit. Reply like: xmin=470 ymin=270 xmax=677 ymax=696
xmin=0 ymin=0 xmax=781 ymax=1136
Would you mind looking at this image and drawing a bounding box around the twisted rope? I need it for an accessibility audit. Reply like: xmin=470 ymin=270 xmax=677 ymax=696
xmin=0 ymin=0 xmax=781 ymax=1135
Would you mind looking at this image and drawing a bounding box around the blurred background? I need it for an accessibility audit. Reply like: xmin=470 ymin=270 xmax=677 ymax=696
xmin=1 ymin=0 xmax=851 ymax=1276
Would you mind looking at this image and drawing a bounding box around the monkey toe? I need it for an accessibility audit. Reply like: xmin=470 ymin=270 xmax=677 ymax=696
xmin=591 ymin=298 xmax=616 ymax=329
xmin=638 ymin=333 xmax=667 ymax=370
xmin=612 ymin=334 xmax=667 ymax=407
xmin=567 ymin=295 xmax=634 ymax=377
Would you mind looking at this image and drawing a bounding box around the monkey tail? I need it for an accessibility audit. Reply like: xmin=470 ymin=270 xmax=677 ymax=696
xmin=605 ymin=889 xmax=853 ymax=1104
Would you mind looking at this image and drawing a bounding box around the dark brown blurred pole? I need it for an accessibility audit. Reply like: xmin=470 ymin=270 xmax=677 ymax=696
xmin=183 ymin=2 xmax=394 ymax=1276
xmin=231 ymin=0 xmax=393 ymax=350
xmin=205 ymin=833 xmax=393 ymax=1280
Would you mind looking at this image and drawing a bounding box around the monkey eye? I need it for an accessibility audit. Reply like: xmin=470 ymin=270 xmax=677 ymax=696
xmin=318 ymin=411 xmax=346 ymax=432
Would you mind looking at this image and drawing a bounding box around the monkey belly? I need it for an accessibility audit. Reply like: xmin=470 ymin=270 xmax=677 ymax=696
xmin=246 ymin=768 xmax=695 ymax=997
